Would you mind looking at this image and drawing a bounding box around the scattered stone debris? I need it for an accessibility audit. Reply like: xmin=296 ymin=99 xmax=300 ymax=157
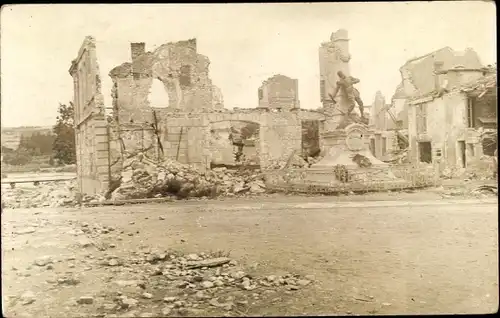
xmin=471 ymin=185 xmax=498 ymax=195
xmin=20 ymin=291 xmax=36 ymax=305
xmin=14 ymin=227 xmax=37 ymax=235
xmin=77 ymin=296 xmax=94 ymax=305
xmin=1 ymin=179 xmax=102 ymax=209
xmin=34 ymin=256 xmax=54 ymax=267
xmin=110 ymin=154 xmax=269 ymax=201
xmin=5 ymin=219 xmax=314 ymax=317
xmin=186 ymin=257 xmax=231 ymax=269
xmin=438 ymin=182 xmax=498 ymax=198
xmin=93 ymin=249 xmax=314 ymax=316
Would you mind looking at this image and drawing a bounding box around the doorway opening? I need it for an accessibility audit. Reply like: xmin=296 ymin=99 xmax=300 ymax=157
xmin=418 ymin=141 xmax=432 ymax=163
xmin=301 ymin=120 xmax=320 ymax=158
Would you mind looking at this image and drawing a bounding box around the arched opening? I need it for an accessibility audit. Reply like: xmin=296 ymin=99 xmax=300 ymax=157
xmin=208 ymin=120 xmax=261 ymax=169
xmin=149 ymin=78 xmax=170 ymax=108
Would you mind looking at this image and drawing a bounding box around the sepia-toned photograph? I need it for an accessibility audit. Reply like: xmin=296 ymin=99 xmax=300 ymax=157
xmin=1 ymin=2 xmax=497 ymax=317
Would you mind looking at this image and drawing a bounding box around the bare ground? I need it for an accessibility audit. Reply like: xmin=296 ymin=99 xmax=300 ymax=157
xmin=1 ymin=191 xmax=498 ymax=317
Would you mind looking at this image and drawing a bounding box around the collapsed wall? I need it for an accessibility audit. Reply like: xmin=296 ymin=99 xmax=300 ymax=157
xmin=107 ymin=39 xmax=227 ymax=183
xmin=106 ymin=40 xmax=326 ymax=177
xmin=109 ymin=39 xmax=224 ymax=124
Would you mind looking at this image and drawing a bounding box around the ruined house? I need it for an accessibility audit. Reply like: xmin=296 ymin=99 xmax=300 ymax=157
xmin=368 ymin=92 xmax=401 ymax=160
xmin=368 ymin=47 xmax=488 ymax=164
xmin=406 ymin=59 xmax=496 ymax=172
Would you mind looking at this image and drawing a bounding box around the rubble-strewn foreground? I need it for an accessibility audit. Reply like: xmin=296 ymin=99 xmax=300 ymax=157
xmin=5 ymin=219 xmax=315 ymax=317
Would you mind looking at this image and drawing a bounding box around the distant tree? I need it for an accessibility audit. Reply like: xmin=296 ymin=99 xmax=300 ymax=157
xmin=17 ymin=132 xmax=55 ymax=156
xmin=52 ymin=102 xmax=76 ymax=165
xmin=3 ymin=148 xmax=32 ymax=165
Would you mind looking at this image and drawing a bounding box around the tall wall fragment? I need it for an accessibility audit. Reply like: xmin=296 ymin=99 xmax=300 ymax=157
xmin=319 ymin=29 xmax=351 ymax=110
xmin=258 ymin=74 xmax=299 ymax=110
xmin=69 ymin=36 xmax=110 ymax=195
xmin=109 ymin=39 xmax=224 ymax=124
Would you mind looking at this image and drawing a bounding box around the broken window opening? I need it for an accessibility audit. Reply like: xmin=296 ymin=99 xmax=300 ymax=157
xmin=482 ymin=137 xmax=497 ymax=156
xmin=382 ymin=137 xmax=387 ymax=156
xmin=468 ymin=94 xmax=497 ymax=129
xmin=301 ymin=120 xmax=320 ymax=157
xmin=416 ymin=104 xmax=427 ymax=133
xmin=418 ymin=141 xmax=432 ymax=164
xmin=397 ymin=133 xmax=409 ymax=150
xmin=467 ymin=97 xmax=476 ymax=128
xmin=149 ymin=78 xmax=170 ymax=108
xmin=458 ymin=141 xmax=466 ymax=168
xmin=258 ymin=88 xmax=264 ymax=101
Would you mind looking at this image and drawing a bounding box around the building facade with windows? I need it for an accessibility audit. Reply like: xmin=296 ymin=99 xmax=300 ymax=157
xmin=407 ymin=68 xmax=496 ymax=171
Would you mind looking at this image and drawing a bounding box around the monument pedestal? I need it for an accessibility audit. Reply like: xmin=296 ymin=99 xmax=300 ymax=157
xmin=301 ymin=123 xmax=409 ymax=190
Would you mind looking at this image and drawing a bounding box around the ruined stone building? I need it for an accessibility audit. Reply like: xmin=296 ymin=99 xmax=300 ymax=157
xmin=69 ymin=36 xmax=331 ymax=196
xmin=69 ymin=29 xmax=439 ymax=197
xmin=258 ymin=75 xmax=299 ymax=110
xmin=403 ymin=50 xmax=496 ymax=172
xmin=368 ymin=47 xmax=492 ymax=165
xmin=368 ymin=92 xmax=400 ymax=161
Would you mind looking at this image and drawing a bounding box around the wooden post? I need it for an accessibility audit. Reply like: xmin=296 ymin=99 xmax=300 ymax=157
xmin=176 ymin=127 xmax=184 ymax=161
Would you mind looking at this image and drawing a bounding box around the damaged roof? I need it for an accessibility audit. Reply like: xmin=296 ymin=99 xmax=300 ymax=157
xmin=401 ymin=47 xmax=484 ymax=98
xmin=460 ymin=73 xmax=497 ymax=94
xmin=409 ymin=72 xmax=497 ymax=103
xmin=392 ymin=82 xmax=406 ymax=99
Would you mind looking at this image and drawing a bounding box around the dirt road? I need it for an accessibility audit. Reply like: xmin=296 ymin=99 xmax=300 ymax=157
xmin=2 ymin=194 xmax=498 ymax=316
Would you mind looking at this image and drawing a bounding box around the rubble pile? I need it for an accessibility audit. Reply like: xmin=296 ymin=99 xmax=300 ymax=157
xmin=98 ymin=257 xmax=314 ymax=317
xmin=267 ymin=153 xmax=322 ymax=170
xmin=383 ymin=149 xmax=409 ymax=165
xmin=441 ymin=154 xmax=497 ymax=181
xmin=1 ymin=180 xmax=83 ymax=209
xmin=111 ymin=153 xmax=268 ymax=201
xmin=13 ymin=220 xmax=315 ymax=317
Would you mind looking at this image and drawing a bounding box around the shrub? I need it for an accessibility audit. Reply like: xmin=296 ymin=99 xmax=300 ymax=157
xmin=3 ymin=151 xmax=32 ymax=166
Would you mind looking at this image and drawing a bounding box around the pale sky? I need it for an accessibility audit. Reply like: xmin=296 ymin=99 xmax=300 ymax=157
xmin=1 ymin=2 xmax=496 ymax=127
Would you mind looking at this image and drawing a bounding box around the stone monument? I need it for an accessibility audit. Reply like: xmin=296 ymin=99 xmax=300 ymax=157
xmin=302 ymin=30 xmax=409 ymax=190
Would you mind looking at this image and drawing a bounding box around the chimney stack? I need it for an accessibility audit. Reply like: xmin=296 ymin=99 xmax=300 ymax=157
xmin=131 ymin=42 xmax=146 ymax=74
xmin=433 ymin=61 xmax=444 ymax=91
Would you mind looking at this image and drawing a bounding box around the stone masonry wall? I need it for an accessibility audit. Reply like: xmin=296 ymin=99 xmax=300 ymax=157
xmin=258 ymin=74 xmax=299 ymax=110
xmin=109 ymin=39 xmax=225 ymax=126
xmin=69 ymin=36 xmax=110 ymax=196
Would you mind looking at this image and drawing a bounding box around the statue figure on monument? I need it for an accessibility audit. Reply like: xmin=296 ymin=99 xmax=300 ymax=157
xmin=329 ymin=71 xmax=364 ymax=116
xmin=329 ymin=71 xmax=368 ymax=128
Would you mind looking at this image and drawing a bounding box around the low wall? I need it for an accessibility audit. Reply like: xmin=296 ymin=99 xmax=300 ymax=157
xmin=263 ymin=164 xmax=440 ymax=194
